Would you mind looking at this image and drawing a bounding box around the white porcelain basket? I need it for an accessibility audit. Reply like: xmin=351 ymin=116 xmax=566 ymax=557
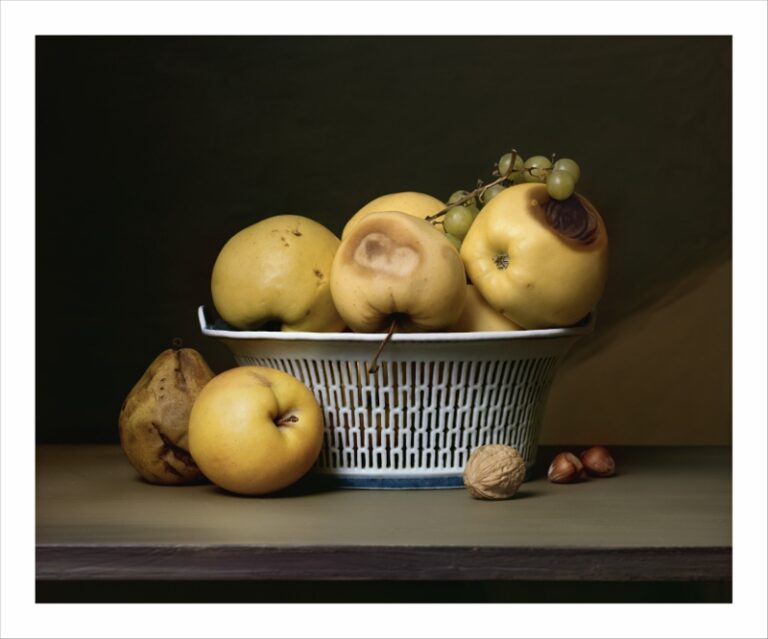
xmin=198 ymin=306 xmax=594 ymax=489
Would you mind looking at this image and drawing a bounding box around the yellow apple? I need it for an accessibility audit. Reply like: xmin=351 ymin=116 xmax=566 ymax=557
xmin=211 ymin=215 xmax=345 ymax=331
xmin=188 ymin=366 xmax=325 ymax=495
xmin=330 ymin=211 xmax=467 ymax=332
xmin=448 ymin=284 xmax=522 ymax=332
xmin=461 ymin=183 xmax=608 ymax=328
xmin=341 ymin=191 xmax=445 ymax=239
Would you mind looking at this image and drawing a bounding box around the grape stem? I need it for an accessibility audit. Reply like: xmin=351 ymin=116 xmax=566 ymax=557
xmin=425 ymin=149 xmax=525 ymax=222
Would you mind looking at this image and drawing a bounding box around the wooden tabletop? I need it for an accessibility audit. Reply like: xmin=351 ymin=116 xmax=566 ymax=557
xmin=36 ymin=445 xmax=731 ymax=582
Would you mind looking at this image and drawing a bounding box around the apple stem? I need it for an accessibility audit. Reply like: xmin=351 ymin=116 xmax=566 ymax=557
xmin=172 ymin=337 xmax=183 ymax=351
xmin=425 ymin=149 xmax=521 ymax=223
xmin=367 ymin=318 xmax=398 ymax=375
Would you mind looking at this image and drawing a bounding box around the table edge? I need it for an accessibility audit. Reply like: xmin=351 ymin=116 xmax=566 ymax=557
xmin=36 ymin=544 xmax=732 ymax=582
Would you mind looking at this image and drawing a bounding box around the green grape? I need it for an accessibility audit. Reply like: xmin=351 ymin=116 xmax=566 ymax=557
xmin=498 ymin=153 xmax=513 ymax=175
xmin=552 ymin=158 xmax=581 ymax=183
xmin=510 ymin=157 xmax=527 ymax=183
xmin=523 ymin=155 xmax=553 ymax=183
xmin=465 ymin=202 xmax=480 ymax=219
xmin=443 ymin=206 xmax=474 ymax=239
xmin=445 ymin=233 xmax=463 ymax=251
xmin=448 ymin=189 xmax=477 ymax=208
xmin=480 ymin=184 xmax=506 ymax=204
xmin=499 ymin=152 xmax=525 ymax=181
xmin=546 ymin=170 xmax=576 ymax=200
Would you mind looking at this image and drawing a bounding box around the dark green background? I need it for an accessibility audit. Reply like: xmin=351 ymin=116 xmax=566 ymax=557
xmin=36 ymin=36 xmax=731 ymax=443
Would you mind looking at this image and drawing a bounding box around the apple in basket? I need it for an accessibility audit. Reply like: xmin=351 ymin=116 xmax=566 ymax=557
xmin=211 ymin=214 xmax=346 ymax=332
xmin=460 ymin=183 xmax=608 ymax=329
xmin=448 ymin=284 xmax=521 ymax=333
xmin=341 ymin=191 xmax=445 ymax=239
xmin=330 ymin=210 xmax=467 ymax=333
xmin=188 ymin=366 xmax=324 ymax=495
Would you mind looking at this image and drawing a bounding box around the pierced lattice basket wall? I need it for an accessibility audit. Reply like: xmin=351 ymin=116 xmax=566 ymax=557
xmin=199 ymin=306 xmax=593 ymax=488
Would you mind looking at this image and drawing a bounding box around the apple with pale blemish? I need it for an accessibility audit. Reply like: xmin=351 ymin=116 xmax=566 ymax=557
xmin=330 ymin=211 xmax=467 ymax=332
xmin=188 ymin=366 xmax=325 ymax=495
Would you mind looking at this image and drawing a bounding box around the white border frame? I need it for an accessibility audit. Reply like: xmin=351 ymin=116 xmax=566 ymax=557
xmin=2 ymin=2 xmax=766 ymax=638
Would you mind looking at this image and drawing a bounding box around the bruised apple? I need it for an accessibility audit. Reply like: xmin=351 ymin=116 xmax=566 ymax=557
xmin=461 ymin=183 xmax=608 ymax=329
xmin=188 ymin=366 xmax=324 ymax=495
xmin=211 ymin=215 xmax=345 ymax=331
xmin=341 ymin=191 xmax=445 ymax=239
xmin=330 ymin=211 xmax=467 ymax=332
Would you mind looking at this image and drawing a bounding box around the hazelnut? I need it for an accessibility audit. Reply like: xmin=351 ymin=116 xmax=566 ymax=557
xmin=579 ymin=446 xmax=615 ymax=477
xmin=547 ymin=452 xmax=585 ymax=483
xmin=463 ymin=444 xmax=526 ymax=500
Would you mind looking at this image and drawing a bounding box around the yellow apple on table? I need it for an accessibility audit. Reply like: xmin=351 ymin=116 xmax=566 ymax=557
xmin=341 ymin=191 xmax=445 ymax=239
xmin=448 ymin=284 xmax=521 ymax=332
xmin=330 ymin=211 xmax=467 ymax=332
xmin=211 ymin=215 xmax=345 ymax=331
xmin=461 ymin=183 xmax=608 ymax=329
xmin=188 ymin=366 xmax=324 ymax=495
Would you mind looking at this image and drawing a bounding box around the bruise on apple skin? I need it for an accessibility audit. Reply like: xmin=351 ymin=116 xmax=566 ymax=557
xmin=543 ymin=196 xmax=599 ymax=245
xmin=342 ymin=218 xmax=423 ymax=271
xmin=271 ymin=226 xmax=303 ymax=242
xmin=343 ymin=221 xmax=423 ymax=278
xmin=354 ymin=234 xmax=420 ymax=277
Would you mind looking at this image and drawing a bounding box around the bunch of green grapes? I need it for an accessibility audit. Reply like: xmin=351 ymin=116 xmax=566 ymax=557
xmin=440 ymin=149 xmax=582 ymax=250
xmin=520 ymin=154 xmax=581 ymax=200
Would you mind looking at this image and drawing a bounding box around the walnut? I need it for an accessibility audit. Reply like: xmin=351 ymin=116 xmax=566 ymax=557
xmin=463 ymin=444 xmax=526 ymax=500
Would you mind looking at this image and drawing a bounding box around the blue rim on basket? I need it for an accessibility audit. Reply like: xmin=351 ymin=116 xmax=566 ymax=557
xmin=313 ymin=473 xmax=466 ymax=490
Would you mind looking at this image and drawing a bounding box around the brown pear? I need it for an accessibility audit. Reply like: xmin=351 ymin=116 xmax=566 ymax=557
xmin=119 ymin=347 xmax=214 ymax=484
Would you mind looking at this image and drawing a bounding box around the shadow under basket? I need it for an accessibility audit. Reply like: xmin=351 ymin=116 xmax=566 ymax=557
xmin=198 ymin=306 xmax=594 ymax=489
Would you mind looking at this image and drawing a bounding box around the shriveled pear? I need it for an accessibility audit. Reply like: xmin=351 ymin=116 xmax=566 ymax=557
xmin=330 ymin=211 xmax=467 ymax=332
xmin=119 ymin=347 xmax=214 ymax=484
